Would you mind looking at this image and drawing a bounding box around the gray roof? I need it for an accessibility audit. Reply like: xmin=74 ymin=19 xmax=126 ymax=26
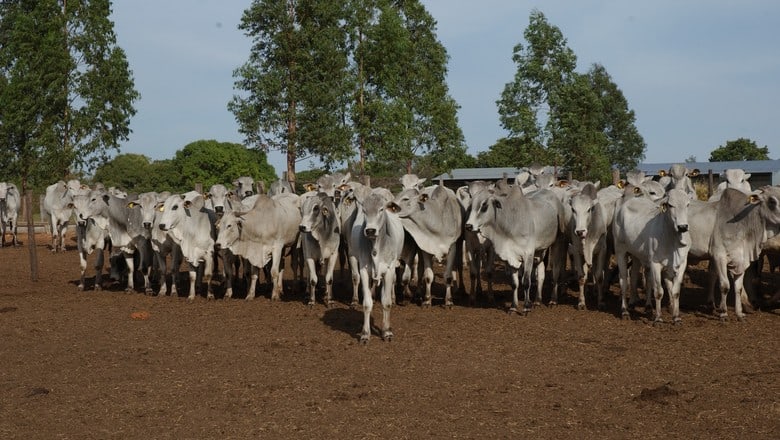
xmin=432 ymin=167 xmax=529 ymax=182
xmin=433 ymin=160 xmax=780 ymax=183
xmin=635 ymin=159 xmax=780 ymax=176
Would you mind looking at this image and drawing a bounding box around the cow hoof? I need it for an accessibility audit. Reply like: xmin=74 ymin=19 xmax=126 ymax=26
xmin=577 ymin=303 xmax=586 ymax=311
xmin=124 ymin=288 xmax=134 ymax=294
xmin=145 ymin=288 xmax=154 ymax=295
xmin=421 ymin=301 xmax=432 ymax=309
xmin=652 ymin=318 xmax=664 ymax=327
xmin=94 ymin=285 xmax=102 ymax=292
xmin=307 ymin=301 xmax=315 ymax=308
xmin=382 ymin=331 xmax=393 ymax=341
xmin=207 ymin=294 xmax=215 ymax=300
xmin=445 ymin=301 xmax=453 ymax=309
xmin=245 ymin=296 xmax=256 ymax=301
xmin=187 ymin=296 xmax=196 ymax=302
xmin=736 ymin=315 xmax=746 ymax=323
xmin=359 ymin=334 xmax=370 ymax=344
xmin=673 ymin=318 xmax=683 ymax=326
xmin=718 ymin=313 xmax=728 ymax=322
xmin=77 ymin=285 xmax=85 ymax=292
xmin=350 ymin=301 xmax=359 ymax=310
xmin=621 ymin=310 xmax=630 ymax=320
xmin=521 ymin=308 xmax=531 ymax=316
xmin=507 ymin=307 xmax=517 ymax=315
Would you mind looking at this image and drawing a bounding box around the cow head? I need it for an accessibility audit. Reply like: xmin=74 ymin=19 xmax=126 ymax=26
xmin=569 ymin=183 xmax=599 ymax=239
xmin=661 ymin=189 xmax=691 ymax=245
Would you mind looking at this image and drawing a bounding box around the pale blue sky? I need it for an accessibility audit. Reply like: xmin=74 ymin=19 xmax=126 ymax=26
xmin=111 ymin=0 xmax=780 ymax=176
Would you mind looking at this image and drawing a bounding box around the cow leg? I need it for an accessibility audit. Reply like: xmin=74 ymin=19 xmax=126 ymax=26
xmin=669 ymin=269 xmax=685 ymax=324
xmin=421 ymin=253 xmax=434 ymax=308
xmin=547 ymin=239 xmax=566 ymax=307
xmin=381 ymin=269 xmax=395 ymax=341
xmin=245 ymin=265 xmax=260 ymax=300
xmin=593 ymin=248 xmax=607 ymax=311
xmin=269 ymin=247 xmax=284 ymax=301
xmin=359 ymin=268 xmax=373 ymax=344
xmin=484 ymin=246 xmax=495 ymax=303
xmin=203 ymin=252 xmax=215 ymax=300
xmin=124 ymin=253 xmax=135 ymax=293
xmin=11 ymin=221 xmax=17 ymax=247
xmin=324 ymin=254 xmax=338 ymax=307
xmin=443 ymin=247 xmax=458 ymax=308
xmin=616 ymin=251 xmax=631 ymax=319
xmin=349 ymin=255 xmax=360 ymax=308
xmin=78 ymin=250 xmax=88 ymax=291
xmin=533 ymin=260 xmax=546 ymax=306
xmin=507 ymin=267 xmax=521 ymax=314
xmin=157 ymin=252 xmax=169 ymax=296
xmin=94 ymin=248 xmax=105 ymax=291
xmin=467 ymin=246 xmax=481 ymax=306
xmin=649 ymin=265 xmax=664 ymax=324
xmin=186 ymin=265 xmax=198 ymax=300
xmin=306 ymin=257 xmax=318 ymax=306
xmin=221 ymin=250 xmax=234 ymax=299
xmin=732 ymin=273 xmax=747 ymax=321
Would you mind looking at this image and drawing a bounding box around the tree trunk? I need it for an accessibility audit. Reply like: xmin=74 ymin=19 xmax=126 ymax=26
xmin=23 ymin=178 xmax=38 ymax=282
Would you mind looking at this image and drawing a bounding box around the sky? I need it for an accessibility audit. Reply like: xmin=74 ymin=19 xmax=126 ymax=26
xmin=110 ymin=0 xmax=780 ymax=177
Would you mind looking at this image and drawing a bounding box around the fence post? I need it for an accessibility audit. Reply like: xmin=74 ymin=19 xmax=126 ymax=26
xmin=707 ymin=170 xmax=714 ymax=198
xmin=25 ymin=190 xmax=38 ymax=282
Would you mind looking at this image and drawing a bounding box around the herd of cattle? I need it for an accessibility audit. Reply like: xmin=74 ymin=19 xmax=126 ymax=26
xmin=2 ymin=164 xmax=780 ymax=343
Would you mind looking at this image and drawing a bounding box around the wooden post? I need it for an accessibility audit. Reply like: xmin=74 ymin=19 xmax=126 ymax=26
xmin=707 ymin=169 xmax=714 ymax=198
xmin=194 ymin=183 xmax=203 ymax=194
xmin=25 ymin=190 xmax=38 ymax=282
xmin=612 ymin=169 xmax=620 ymax=186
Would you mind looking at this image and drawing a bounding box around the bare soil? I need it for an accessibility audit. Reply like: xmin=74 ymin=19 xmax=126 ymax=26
xmin=1 ymin=231 xmax=779 ymax=439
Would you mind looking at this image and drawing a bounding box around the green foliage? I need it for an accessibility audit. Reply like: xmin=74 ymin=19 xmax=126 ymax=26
xmin=232 ymin=0 xmax=465 ymax=183
xmin=171 ymin=140 xmax=277 ymax=192
xmin=495 ymin=10 xmax=645 ymax=181
xmin=0 ymin=0 xmax=138 ymax=191
xmin=709 ymin=138 xmax=770 ymax=161
xmin=90 ymin=140 xmax=278 ymax=194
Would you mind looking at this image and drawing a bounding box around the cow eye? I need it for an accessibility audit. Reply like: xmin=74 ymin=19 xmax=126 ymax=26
xmin=172 ymin=205 xmax=179 ymax=211
xmin=479 ymin=201 xmax=488 ymax=213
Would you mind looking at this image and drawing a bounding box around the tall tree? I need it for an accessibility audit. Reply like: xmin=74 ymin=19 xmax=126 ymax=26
xmin=0 ymin=0 xmax=138 ymax=191
xmin=496 ymin=9 xmax=644 ymax=181
xmin=357 ymin=0 xmax=464 ymax=176
xmin=709 ymin=138 xmax=770 ymax=161
xmin=230 ymin=0 xmax=352 ymax=190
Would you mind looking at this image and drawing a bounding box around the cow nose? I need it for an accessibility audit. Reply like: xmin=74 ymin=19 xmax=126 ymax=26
xmin=244 ymin=191 xmax=253 ymax=198
xmin=299 ymin=225 xmax=307 ymax=232
xmin=364 ymin=228 xmax=376 ymax=237
xmin=677 ymin=224 xmax=689 ymax=233
xmin=576 ymin=229 xmax=587 ymax=238
xmin=214 ymin=242 xmax=221 ymax=251
xmin=215 ymin=206 xmax=224 ymax=213
xmin=143 ymin=222 xmax=152 ymax=229
xmin=159 ymin=224 xmax=167 ymax=231
xmin=465 ymin=223 xmax=473 ymax=231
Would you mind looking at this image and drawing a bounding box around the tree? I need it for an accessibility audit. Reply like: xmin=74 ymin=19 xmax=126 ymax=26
xmin=169 ymin=140 xmax=277 ymax=192
xmin=232 ymin=0 xmax=465 ymax=184
xmin=91 ymin=153 xmax=155 ymax=192
xmin=230 ymin=0 xmax=352 ymax=190
xmin=709 ymin=138 xmax=770 ymax=161
xmin=476 ymin=137 xmax=553 ymax=168
xmin=355 ymin=1 xmax=464 ymax=176
xmin=495 ymin=10 xmax=645 ymax=181
xmin=0 ymin=0 xmax=138 ymax=192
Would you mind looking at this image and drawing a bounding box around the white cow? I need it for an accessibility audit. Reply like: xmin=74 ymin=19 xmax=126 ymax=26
xmin=568 ymin=183 xmax=609 ymax=311
xmin=709 ymin=187 xmax=780 ymax=320
xmin=130 ymin=192 xmax=183 ymax=297
xmin=69 ymin=189 xmax=110 ymax=291
xmin=0 ymin=182 xmax=20 ymax=247
xmin=41 ymin=180 xmax=75 ymax=252
xmin=82 ymin=191 xmax=153 ymax=293
xmin=390 ymin=185 xmax=463 ymax=308
xmin=233 ymin=176 xmax=257 ymax=200
xmin=299 ymin=192 xmax=341 ymax=306
xmin=215 ymin=193 xmax=301 ymax=300
xmin=465 ymin=186 xmax=567 ymax=314
xmin=613 ymin=187 xmax=691 ymax=323
xmin=351 ymin=192 xmax=405 ymax=343
xmin=709 ymin=168 xmax=752 ymax=201
xmin=455 ymin=181 xmax=495 ymax=304
xmin=157 ymin=191 xmax=217 ymax=300
xmin=399 ymin=174 xmax=427 ymax=191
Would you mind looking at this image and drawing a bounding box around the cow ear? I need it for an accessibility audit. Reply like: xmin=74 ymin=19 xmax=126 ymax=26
xmin=102 ymin=194 xmax=110 ymax=203
xmin=66 ymin=202 xmax=75 ymax=209
xmin=632 ymin=186 xmax=643 ymax=196
xmin=304 ymin=183 xmax=316 ymax=192
xmin=418 ymin=193 xmax=429 ymax=203
xmin=658 ymin=169 xmax=667 ymax=177
xmin=688 ymin=168 xmax=700 ymax=177
xmin=203 ymin=193 xmax=211 ymax=200
xmin=126 ymin=201 xmax=136 ymax=209
xmin=616 ymin=180 xmax=625 ymax=189
xmin=156 ymin=203 xmax=165 ymax=212
xmin=183 ymin=200 xmax=192 ymax=209
xmin=660 ymin=202 xmax=668 ymax=212
xmin=748 ymin=193 xmax=761 ymax=204
xmin=743 ymin=173 xmax=752 ymax=180
xmin=557 ymin=179 xmax=569 ymax=188
xmin=321 ymin=207 xmax=329 ymax=217
xmin=387 ymin=202 xmax=401 ymax=213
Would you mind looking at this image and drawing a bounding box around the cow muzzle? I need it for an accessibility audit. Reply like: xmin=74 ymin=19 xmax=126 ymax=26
xmin=465 ymin=223 xmax=475 ymax=232
xmin=677 ymin=224 xmax=689 ymax=233
xmin=158 ymin=224 xmax=168 ymax=231
xmin=299 ymin=224 xmax=310 ymax=233
xmin=364 ymin=227 xmax=377 ymax=239
xmin=143 ymin=222 xmax=152 ymax=229
xmin=575 ymin=229 xmax=587 ymax=238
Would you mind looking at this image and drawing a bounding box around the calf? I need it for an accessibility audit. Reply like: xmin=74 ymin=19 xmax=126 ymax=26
xmin=569 ymin=183 xmax=609 ymax=310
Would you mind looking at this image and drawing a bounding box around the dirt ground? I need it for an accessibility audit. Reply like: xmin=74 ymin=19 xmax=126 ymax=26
xmin=1 ymin=231 xmax=779 ymax=439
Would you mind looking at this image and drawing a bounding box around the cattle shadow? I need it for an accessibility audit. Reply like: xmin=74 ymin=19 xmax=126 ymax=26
xmin=322 ymin=306 xmax=363 ymax=340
